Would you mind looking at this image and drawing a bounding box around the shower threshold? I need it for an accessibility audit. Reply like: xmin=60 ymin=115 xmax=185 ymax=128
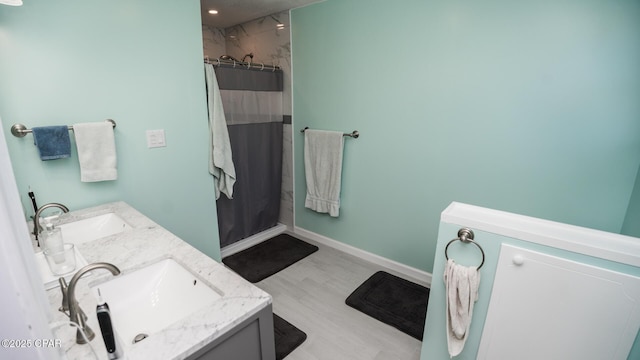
xmin=220 ymin=223 xmax=288 ymax=258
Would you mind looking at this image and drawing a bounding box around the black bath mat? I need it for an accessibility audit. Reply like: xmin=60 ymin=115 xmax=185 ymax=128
xmin=222 ymin=234 xmax=318 ymax=283
xmin=274 ymin=314 xmax=307 ymax=359
xmin=345 ymin=271 xmax=430 ymax=340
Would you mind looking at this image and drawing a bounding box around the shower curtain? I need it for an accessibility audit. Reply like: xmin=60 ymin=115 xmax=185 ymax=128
xmin=213 ymin=66 xmax=284 ymax=248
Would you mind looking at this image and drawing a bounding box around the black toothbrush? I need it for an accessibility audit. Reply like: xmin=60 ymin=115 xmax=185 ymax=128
xmin=28 ymin=187 xmax=38 ymax=213
xmin=96 ymin=289 xmax=119 ymax=358
xmin=28 ymin=187 xmax=39 ymax=246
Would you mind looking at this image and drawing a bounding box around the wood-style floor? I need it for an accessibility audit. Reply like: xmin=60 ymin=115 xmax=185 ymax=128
xmin=254 ymin=236 xmax=424 ymax=360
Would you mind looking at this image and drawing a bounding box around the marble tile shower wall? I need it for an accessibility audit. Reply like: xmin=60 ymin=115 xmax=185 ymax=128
xmin=202 ymin=11 xmax=294 ymax=228
xmin=202 ymin=26 xmax=226 ymax=59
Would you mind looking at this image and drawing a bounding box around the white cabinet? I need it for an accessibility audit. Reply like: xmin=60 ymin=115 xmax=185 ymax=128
xmin=477 ymin=244 xmax=640 ymax=360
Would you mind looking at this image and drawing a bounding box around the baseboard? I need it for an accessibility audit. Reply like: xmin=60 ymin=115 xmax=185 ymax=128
xmin=292 ymin=226 xmax=433 ymax=287
xmin=220 ymin=224 xmax=288 ymax=258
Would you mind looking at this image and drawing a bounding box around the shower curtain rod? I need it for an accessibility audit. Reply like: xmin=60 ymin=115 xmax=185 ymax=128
xmin=204 ymin=57 xmax=281 ymax=71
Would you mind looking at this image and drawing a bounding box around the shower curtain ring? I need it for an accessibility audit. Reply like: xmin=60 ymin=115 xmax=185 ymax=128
xmin=216 ymin=58 xmax=220 ymax=66
xmin=233 ymin=60 xmax=237 ymax=68
xmin=260 ymin=63 xmax=265 ymax=71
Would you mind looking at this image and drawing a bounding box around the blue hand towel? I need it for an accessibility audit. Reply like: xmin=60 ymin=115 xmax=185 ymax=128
xmin=32 ymin=126 xmax=71 ymax=161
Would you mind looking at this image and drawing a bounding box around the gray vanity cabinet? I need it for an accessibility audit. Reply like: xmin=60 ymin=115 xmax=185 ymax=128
xmin=187 ymin=304 xmax=276 ymax=360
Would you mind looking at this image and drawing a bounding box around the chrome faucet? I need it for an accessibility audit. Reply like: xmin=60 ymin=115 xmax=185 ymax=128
xmin=33 ymin=202 xmax=69 ymax=237
xmin=64 ymin=262 xmax=120 ymax=344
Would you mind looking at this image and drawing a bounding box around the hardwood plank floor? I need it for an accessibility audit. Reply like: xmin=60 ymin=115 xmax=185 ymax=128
xmin=253 ymin=236 xmax=424 ymax=360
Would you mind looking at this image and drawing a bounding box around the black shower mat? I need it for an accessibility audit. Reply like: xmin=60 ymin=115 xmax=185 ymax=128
xmin=222 ymin=234 xmax=319 ymax=283
xmin=273 ymin=313 xmax=307 ymax=359
xmin=345 ymin=271 xmax=430 ymax=340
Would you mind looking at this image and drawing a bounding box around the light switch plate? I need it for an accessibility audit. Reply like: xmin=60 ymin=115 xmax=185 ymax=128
xmin=146 ymin=129 xmax=166 ymax=148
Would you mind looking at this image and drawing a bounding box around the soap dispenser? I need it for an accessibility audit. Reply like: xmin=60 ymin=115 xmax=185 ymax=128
xmin=42 ymin=222 xmax=64 ymax=253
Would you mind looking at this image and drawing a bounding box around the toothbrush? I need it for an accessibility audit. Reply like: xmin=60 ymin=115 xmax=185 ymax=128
xmin=28 ymin=186 xmax=38 ymax=214
xmin=96 ymin=289 xmax=121 ymax=359
xmin=28 ymin=187 xmax=39 ymax=246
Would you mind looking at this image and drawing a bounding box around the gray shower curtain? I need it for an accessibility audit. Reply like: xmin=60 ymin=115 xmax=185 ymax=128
xmin=214 ymin=66 xmax=284 ymax=248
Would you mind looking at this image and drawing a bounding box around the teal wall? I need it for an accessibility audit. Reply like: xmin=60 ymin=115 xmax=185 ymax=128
xmin=291 ymin=0 xmax=640 ymax=273
xmin=0 ymin=0 xmax=221 ymax=261
xmin=421 ymin=221 xmax=640 ymax=359
xmin=622 ymin=164 xmax=640 ymax=237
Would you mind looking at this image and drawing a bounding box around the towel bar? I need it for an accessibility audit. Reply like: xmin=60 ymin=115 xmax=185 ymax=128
xmin=444 ymin=228 xmax=485 ymax=270
xmin=10 ymin=119 xmax=116 ymax=138
xmin=300 ymin=126 xmax=359 ymax=138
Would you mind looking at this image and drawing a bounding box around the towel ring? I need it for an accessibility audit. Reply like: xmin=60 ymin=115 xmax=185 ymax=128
xmin=444 ymin=228 xmax=485 ymax=270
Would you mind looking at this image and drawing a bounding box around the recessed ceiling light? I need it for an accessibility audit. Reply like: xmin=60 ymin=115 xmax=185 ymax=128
xmin=276 ymin=23 xmax=285 ymax=29
xmin=208 ymin=9 xmax=218 ymax=15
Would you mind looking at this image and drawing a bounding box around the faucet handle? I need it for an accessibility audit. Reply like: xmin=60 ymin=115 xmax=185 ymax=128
xmin=58 ymin=277 xmax=69 ymax=315
xmin=73 ymin=306 xmax=95 ymax=344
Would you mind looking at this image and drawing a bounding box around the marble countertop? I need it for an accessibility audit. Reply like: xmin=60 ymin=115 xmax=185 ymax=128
xmin=43 ymin=201 xmax=271 ymax=360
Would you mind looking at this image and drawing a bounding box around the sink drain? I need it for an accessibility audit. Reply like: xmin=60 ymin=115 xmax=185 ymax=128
xmin=133 ymin=333 xmax=148 ymax=344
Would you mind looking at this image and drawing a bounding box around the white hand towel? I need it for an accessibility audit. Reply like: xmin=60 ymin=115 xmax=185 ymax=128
xmin=73 ymin=122 xmax=117 ymax=182
xmin=304 ymin=129 xmax=345 ymax=217
xmin=444 ymin=259 xmax=480 ymax=358
xmin=205 ymin=63 xmax=236 ymax=200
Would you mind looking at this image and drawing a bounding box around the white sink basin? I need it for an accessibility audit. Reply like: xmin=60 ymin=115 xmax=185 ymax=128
xmin=90 ymin=259 xmax=223 ymax=348
xmin=59 ymin=213 xmax=132 ymax=244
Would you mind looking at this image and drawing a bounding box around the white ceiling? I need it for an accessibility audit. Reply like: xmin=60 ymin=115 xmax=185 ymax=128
xmin=200 ymin=0 xmax=323 ymax=29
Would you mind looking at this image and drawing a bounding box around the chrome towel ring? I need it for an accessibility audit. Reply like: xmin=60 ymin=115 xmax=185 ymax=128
xmin=444 ymin=228 xmax=485 ymax=270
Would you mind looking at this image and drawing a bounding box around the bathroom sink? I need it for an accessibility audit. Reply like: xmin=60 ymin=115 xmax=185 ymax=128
xmin=90 ymin=259 xmax=223 ymax=348
xmin=59 ymin=213 xmax=132 ymax=244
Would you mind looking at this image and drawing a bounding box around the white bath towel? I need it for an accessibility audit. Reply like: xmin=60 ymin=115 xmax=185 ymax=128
xmin=444 ymin=259 xmax=481 ymax=358
xmin=205 ymin=63 xmax=236 ymax=199
xmin=73 ymin=122 xmax=117 ymax=182
xmin=304 ymin=129 xmax=345 ymax=217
